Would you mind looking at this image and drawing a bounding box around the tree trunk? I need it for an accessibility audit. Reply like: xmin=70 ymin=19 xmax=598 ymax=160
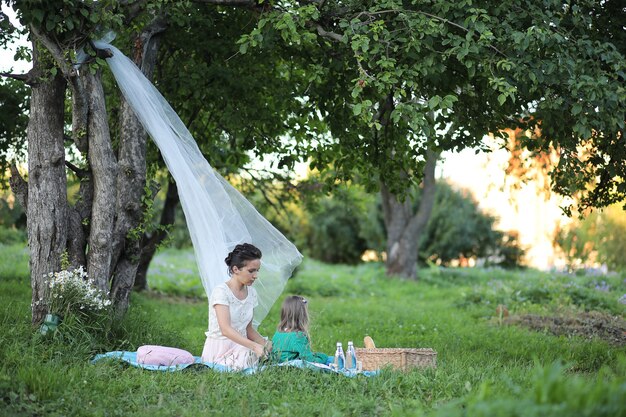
xmin=109 ymin=23 xmax=165 ymax=316
xmin=66 ymin=165 xmax=92 ymax=269
xmin=381 ymin=150 xmax=439 ymax=279
xmin=14 ymin=7 xmax=170 ymax=323
xmin=134 ymin=180 xmax=179 ymax=291
xmin=108 ymin=81 xmax=146 ymax=313
xmin=22 ymin=44 xmax=68 ymax=324
xmin=84 ymin=71 xmax=118 ymax=293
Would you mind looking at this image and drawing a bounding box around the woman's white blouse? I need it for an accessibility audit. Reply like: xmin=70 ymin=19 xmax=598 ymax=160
xmin=205 ymin=282 xmax=258 ymax=339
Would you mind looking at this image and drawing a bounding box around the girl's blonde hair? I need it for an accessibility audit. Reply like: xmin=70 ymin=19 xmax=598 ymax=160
xmin=277 ymin=295 xmax=309 ymax=334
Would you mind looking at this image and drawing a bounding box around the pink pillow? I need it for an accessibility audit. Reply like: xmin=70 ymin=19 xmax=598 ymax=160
xmin=137 ymin=345 xmax=195 ymax=366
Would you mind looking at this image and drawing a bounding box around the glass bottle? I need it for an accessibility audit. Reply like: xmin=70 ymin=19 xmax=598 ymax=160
xmin=346 ymin=341 xmax=357 ymax=370
xmin=333 ymin=342 xmax=345 ymax=370
xmin=39 ymin=313 xmax=61 ymax=336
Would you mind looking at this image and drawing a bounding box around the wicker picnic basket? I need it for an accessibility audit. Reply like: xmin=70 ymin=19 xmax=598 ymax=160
xmin=354 ymin=347 xmax=437 ymax=371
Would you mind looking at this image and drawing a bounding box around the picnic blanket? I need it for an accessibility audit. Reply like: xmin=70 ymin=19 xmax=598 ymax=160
xmin=92 ymin=351 xmax=378 ymax=377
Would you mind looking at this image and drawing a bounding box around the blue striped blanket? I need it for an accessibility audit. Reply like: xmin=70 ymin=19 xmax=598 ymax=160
xmin=92 ymin=351 xmax=378 ymax=377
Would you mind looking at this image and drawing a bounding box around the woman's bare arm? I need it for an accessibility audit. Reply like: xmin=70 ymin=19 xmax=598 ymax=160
xmin=247 ymin=322 xmax=272 ymax=351
xmin=214 ymin=304 xmax=265 ymax=357
xmin=247 ymin=322 xmax=272 ymax=356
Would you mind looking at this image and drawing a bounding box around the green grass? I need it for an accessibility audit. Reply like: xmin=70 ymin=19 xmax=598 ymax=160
xmin=1 ymin=244 xmax=625 ymax=416
xmin=144 ymin=247 xmax=205 ymax=298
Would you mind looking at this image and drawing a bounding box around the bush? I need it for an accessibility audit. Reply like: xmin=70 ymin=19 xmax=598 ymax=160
xmin=0 ymin=242 xmax=29 ymax=282
xmin=0 ymin=226 xmax=26 ymax=245
xmin=420 ymin=182 xmax=525 ymax=267
xmin=556 ymin=204 xmax=626 ymax=272
xmin=304 ymin=187 xmax=372 ymax=264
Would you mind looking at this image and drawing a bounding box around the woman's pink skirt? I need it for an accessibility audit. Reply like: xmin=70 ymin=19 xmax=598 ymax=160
xmin=201 ymin=337 xmax=258 ymax=369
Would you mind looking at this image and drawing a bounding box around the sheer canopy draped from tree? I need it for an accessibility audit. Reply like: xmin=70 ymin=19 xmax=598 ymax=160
xmin=89 ymin=37 xmax=302 ymax=325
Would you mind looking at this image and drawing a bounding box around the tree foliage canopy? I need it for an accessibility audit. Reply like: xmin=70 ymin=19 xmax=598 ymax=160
xmin=240 ymin=0 xmax=625 ymax=211
xmin=3 ymin=0 xmax=625 ymax=208
xmin=0 ymin=78 xmax=29 ymax=175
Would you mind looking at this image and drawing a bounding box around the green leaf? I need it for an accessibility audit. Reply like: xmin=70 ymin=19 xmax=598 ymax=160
xmin=45 ymin=18 xmax=56 ymax=32
xmin=32 ymin=9 xmax=44 ymax=23
xmin=428 ymin=96 xmax=441 ymax=109
xmin=442 ymin=95 xmax=458 ymax=108
xmin=497 ymin=94 xmax=507 ymax=106
xmin=353 ymin=103 xmax=362 ymax=116
xmin=571 ymin=103 xmax=582 ymax=115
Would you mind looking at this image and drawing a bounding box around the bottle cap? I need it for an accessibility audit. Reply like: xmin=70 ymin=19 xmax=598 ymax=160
xmin=337 ymin=342 xmax=342 ymax=346
xmin=348 ymin=341 xmax=353 ymax=345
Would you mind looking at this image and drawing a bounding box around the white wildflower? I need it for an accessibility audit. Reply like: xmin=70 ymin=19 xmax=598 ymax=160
xmin=42 ymin=265 xmax=112 ymax=318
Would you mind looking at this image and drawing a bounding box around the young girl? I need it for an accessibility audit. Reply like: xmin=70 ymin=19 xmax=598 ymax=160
xmin=201 ymin=243 xmax=271 ymax=369
xmin=270 ymin=295 xmax=331 ymax=364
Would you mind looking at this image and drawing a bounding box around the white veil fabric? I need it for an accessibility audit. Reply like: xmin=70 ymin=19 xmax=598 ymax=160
xmin=91 ymin=39 xmax=303 ymax=326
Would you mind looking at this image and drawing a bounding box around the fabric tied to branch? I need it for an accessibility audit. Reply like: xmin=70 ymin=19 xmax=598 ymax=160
xmin=91 ymin=38 xmax=302 ymax=325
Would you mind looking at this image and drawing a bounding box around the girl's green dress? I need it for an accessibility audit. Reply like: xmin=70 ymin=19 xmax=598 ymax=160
xmin=271 ymin=331 xmax=330 ymax=364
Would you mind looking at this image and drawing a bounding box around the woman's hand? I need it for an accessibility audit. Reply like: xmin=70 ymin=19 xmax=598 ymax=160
xmin=252 ymin=342 xmax=266 ymax=358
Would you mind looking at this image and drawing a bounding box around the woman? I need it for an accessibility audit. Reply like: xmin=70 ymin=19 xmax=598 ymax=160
xmin=201 ymin=243 xmax=271 ymax=369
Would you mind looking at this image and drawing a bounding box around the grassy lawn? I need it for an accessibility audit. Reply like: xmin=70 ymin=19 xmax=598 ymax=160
xmin=1 ymin=244 xmax=625 ymax=416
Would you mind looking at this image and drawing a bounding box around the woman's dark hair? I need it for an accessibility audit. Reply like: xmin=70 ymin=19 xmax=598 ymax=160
xmin=225 ymin=243 xmax=262 ymax=274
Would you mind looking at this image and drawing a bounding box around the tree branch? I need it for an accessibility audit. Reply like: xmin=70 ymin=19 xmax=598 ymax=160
xmin=137 ymin=15 xmax=168 ymax=65
xmin=88 ymin=41 xmax=114 ymax=59
xmin=374 ymin=92 xmax=395 ymax=124
xmin=316 ymin=24 xmax=343 ymax=42
xmin=72 ymin=43 xmax=114 ymax=152
xmin=0 ymin=72 xmax=27 ymax=81
xmin=0 ymin=70 xmax=37 ymax=85
xmin=71 ymin=86 xmax=89 ymax=152
xmin=240 ymin=167 xmax=295 ymax=218
xmin=29 ymin=24 xmax=76 ymax=78
xmin=120 ymin=0 xmax=151 ymax=25
xmin=65 ymin=160 xmax=89 ymax=178
xmin=414 ymin=10 xmax=507 ymax=57
xmin=349 ymin=9 xmax=507 ymax=58
xmin=28 ymin=27 xmax=90 ymax=150
xmin=407 ymin=149 xmax=439 ymax=232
